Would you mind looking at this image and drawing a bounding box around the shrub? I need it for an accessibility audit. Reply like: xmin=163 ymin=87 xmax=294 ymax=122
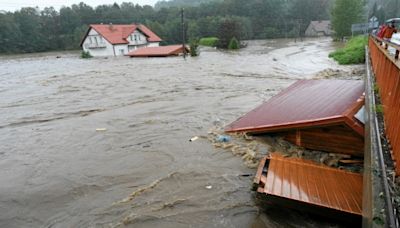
xmin=81 ymin=50 xmax=92 ymax=59
xmin=228 ymin=37 xmax=239 ymax=50
xmin=199 ymin=37 xmax=219 ymax=47
xmin=189 ymin=40 xmax=199 ymax=57
xmin=329 ymin=36 xmax=368 ymax=65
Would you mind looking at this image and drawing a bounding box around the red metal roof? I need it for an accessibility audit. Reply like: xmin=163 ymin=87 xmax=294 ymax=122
xmin=127 ymin=45 xmax=188 ymax=57
xmin=225 ymin=80 xmax=365 ymax=135
xmin=254 ymin=153 xmax=363 ymax=216
xmin=81 ymin=24 xmax=162 ymax=46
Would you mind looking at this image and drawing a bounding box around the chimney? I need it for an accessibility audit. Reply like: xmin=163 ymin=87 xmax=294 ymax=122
xmin=109 ymin=23 xmax=113 ymax=30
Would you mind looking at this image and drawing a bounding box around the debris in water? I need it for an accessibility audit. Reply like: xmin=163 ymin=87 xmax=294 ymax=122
xmin=189 ymin=136 xmax=199 ymax=142
xmin=205 ymin=185 xmax=212 ymax=189
xmin=207 ymin=126 xmax=362 ymax=172
xmin=96 ymin=128 xmax=107 ymax=132
xmin=216 ymin=135 xmax=231 ymax=142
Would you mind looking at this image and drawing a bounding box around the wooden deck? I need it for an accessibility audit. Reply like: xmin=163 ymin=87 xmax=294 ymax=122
xmin=254 ymin=154 xmax=363 ymax=220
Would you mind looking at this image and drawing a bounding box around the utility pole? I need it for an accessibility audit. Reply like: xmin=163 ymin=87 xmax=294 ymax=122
xmin=181 ymin=8 xmax=186 ymax=60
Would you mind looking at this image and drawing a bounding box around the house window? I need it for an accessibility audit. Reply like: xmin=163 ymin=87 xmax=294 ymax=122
xmin=99 ymin=36 xmax=103 ymax=43
xmin=89 ymin=37 xmax=92 ymax=44
xmin=134 ymin=35 xmax=137 ymax=41
xmin=130 ymin=35 xmax=133 ymax=41
xmin=138 ymin=35 xmax=141 ymax=41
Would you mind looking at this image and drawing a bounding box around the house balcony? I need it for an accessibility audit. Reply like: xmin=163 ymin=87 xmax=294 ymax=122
xmin=85 ymin=43 xmax=107 ymax=49
xmin=128 ymin=40 xmax=147 ymax=45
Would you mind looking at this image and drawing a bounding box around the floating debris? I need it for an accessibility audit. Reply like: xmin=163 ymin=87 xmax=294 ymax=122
xmin=216 ymin=135 xmax=231 ymax=142
xmin=253 ymin=153 xmax=363 ymax=222
xmin=189 ymin=136 xmax=199 ymax=142
xmin=96 ymin=128 xmax=107 ymax=132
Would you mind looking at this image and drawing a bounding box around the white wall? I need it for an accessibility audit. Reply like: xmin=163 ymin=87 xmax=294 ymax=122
xmin=127 ymin=30 xmax=148 ymax=46
xmin=114 ymin=44 xmax=129 ymax=56
xmin=82 ymin=28 xmax=115 ymax=56
xmin=147 ymin=42 xmax=160 ymax=47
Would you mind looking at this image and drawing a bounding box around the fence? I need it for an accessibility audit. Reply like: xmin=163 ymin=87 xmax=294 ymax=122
xmin=368 ymin=35 xmax=400 ymax=175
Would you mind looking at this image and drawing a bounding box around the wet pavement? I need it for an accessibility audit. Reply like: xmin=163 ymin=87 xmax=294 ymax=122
xmin=0 ymin=38 xmax=359 ymax=227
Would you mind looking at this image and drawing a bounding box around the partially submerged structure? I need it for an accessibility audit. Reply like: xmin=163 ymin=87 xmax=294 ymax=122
xmin=226 ymin=79 xmax=367 ymax=220
xmin=127 ymin=45 xmax=189 ymax=57
xmin=305 ymin=20 xmax=332 ymax=37
xmin=254 ymin=153 xmax=362 ymax=222
xmin=226 ymin=80 xmax=365 ymax=156
xmin=80 ymin=24 xmax=162 ymax=57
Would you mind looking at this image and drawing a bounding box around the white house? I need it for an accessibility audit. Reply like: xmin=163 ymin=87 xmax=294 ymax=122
xmin=80 ymin=24 xmax=162 ymax=57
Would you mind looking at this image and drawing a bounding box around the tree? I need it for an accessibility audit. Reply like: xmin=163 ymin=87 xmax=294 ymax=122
xmin=331 ymin=0 xmax=364 ymax=39
xmin=14 ymin=7 xmax=47 ymax=52
xmin=228 ymin=37 xmax=239 ymax=49
xmin=216 ymin=17 xmax=243 ymax=48
xmin=0 ymin=13 xmax=21 ymax=53
xmin=289 ymin=0 xmax=331 ymax=35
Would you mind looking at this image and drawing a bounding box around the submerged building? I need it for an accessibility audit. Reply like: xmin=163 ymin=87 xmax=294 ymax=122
xmin=80 ymin=24 xmax=162 ymax=57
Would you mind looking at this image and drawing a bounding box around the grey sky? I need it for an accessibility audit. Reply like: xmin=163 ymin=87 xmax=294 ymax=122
xmin=0 ymin=0 xmax=160 ymax=11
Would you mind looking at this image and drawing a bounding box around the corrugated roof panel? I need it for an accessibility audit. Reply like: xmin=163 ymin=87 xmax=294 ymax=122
xmin=225 ymin=80 xmax=364 ymax=133
xmin=260 ymin=154 xmax=362 ymax=216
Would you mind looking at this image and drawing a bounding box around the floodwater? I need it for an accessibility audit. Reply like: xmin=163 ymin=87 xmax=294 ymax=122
xmin=0 ymin=38 xmax=357 ymax=228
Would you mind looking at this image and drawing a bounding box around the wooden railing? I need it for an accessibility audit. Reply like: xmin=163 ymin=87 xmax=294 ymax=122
xmin=368 ymin=35 xmax=400 ymax=175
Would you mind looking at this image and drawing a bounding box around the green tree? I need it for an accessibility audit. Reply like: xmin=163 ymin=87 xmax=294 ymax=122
xmin=216 ymin=17 xmax=243 ymax=48
xmin=14 ymin=7 xmax=47 ymax=52
xmin=331 ymin=0 xmax=364 ymax=39
xmin=289 ymin=0 xmax=331 ymax=35
xmin=228 ymin=37 xmax=239 ymax=49
xmin=0 ymin=13 xmax=21 ymax=53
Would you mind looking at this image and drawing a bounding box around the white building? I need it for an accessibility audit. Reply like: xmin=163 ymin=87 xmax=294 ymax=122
xmin=80 ymin=24 xmax=162 ymax=57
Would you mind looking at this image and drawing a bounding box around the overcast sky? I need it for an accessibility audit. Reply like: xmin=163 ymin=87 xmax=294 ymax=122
xmin=0 ymin=0 xmax=160 ymax=11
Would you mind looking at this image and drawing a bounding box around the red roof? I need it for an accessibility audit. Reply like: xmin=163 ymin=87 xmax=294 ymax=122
xmin=137 ymin=24 xmax=163 ymax=42
xmin=127 ymin=45 xmax=189 ymax=57
xmin=225 ymin=80 xmax=364 ymax=135
xmin=80 ymin=24 xmax=162 ymax=46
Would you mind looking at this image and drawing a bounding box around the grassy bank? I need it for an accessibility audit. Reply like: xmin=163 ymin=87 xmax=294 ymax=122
xmin=329 ymin=36 xmax=368 ymax=65
xmin=199 ymin=37 xmax=219 ymax=47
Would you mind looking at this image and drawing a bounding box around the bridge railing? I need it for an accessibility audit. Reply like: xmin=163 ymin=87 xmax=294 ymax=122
xmin=369 ymin=35 xmax=400 ymax=175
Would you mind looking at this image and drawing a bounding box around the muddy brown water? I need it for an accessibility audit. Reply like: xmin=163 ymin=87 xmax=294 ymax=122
xmin=0 ymin=39 xmax=358 ymax=227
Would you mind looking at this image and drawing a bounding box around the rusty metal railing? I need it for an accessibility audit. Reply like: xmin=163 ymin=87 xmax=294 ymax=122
xmin=369 ymin=35 xmax=400 ymax=175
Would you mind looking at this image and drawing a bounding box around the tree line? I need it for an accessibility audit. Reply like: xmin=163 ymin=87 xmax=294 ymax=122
xmin=0 ymin=0 xmax=335 ymax=54
xmin=0 ymin=0 xmax=384 ymax=54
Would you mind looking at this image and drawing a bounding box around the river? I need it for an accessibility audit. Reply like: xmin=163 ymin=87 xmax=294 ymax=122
xmin=0 ymin=38 xmax=358 ymax=227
